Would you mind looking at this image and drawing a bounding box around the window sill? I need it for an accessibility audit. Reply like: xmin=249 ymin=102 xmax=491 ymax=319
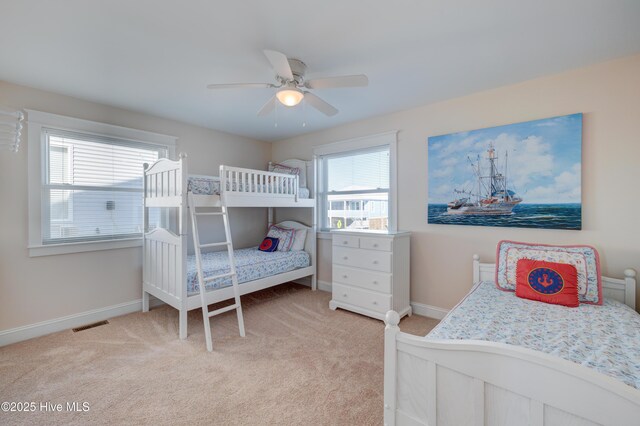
xmin=28 ymin=238 xmax=142 ymax=257
xmin=317 ymin=231 xmax=332 ymax=240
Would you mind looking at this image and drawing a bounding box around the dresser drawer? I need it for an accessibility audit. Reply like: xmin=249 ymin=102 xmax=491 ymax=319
xmin=333 ymin=265 xmax=392 ymax=293
xmin=333 ymin=283 xmax=392 ymax=314
xmin=333 ymin=246 xmax=392 ymax=273
xmin=359 ymin=236 xmax=392 ymax=252
xmin=332 ymin=234 xmax=360 ymax=249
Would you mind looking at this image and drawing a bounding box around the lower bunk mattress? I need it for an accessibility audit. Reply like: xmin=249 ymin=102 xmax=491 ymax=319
xmin=427 ymin=280 xmax=640 ymax=389
xmin=187 ymin=247 xmax=310 ymax=296
xmin=188 ymin=175 xmax=310 ymax=198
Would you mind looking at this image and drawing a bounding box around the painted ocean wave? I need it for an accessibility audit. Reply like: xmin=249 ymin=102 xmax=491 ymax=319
xmin=428 ymin=204 xmax=581 ymax=230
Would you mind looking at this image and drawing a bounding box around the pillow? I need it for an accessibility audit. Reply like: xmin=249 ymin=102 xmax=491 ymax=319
xmin=505 ymin=248 xmax=588 ymax=296
xmin=259 ymin=237 xmax=279 ymax=252
xmin=270 ymin=159 xmax=307 ymax=188
xmin=290 ymin=228 xmax=307 ymax=251
xmin=270 ymin=163 xmax=300 ymax=178
xmin=515 ymin=259 xmax=579 ymax=307
xmin=496 ymin=240 xmax=602 ymax=305
xmin=266 ymin=225 xmax=295 ymax=252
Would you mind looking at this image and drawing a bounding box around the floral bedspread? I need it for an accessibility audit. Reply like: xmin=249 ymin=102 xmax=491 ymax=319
xmin=428 ymin=281 xmax=640 ymax=389
xmin=187 ymin=247 xmax=310 ymax=295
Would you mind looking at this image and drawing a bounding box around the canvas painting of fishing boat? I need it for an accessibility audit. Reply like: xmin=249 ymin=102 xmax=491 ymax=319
xmin=428 ymin=113 xmax=582 ymax=230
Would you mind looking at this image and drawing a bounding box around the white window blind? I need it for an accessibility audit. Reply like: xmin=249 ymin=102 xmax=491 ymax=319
xmin=319 ymin=145 xmax=390 ymax=231
xmin=43 ymin=129 xmax=166 ymax=244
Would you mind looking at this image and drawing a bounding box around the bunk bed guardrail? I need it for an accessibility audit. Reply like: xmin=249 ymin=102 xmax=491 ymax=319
xmin=219 ymin=165 xmax=300 ymax=201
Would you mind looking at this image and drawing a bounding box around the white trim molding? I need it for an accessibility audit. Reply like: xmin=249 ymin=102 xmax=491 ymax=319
xmin=28 ymin=238 xmax=142 ymax=257
xmin=312 ymin=130 xmax=398 ymax=156
xmin=317 ymin=280 xmax=332 ymax=293
xmin=0 ymin=297 xmax=165 ymax=347
xmin=26 ymin=109 xmax=177 ymax=257
xmin=410 ymin=301 xmax=450 ymax=320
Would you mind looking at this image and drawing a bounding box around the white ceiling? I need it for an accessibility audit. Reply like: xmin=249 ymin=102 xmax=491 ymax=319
xmin=1 ymin=1 xmax=640 ymax=142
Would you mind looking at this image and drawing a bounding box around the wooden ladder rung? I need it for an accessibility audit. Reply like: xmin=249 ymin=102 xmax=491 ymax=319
xmin=195 ymin=212 xmax=225 ymax=216
xmin=207 ymin=303 xmax=239 ymax=318
xmin=203 ymin=272 xmax=235 ymax=283
xmin=199 ymin=242 xmax=230 ymax=249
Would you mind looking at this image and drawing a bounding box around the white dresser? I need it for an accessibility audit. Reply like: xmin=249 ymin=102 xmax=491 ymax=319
xmin=329 ymin=230 xmax=411 ymax=321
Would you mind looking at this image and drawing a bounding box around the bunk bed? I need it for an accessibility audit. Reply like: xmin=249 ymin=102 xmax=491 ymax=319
xmin=141 ymin=154 xmax=316 ymax=349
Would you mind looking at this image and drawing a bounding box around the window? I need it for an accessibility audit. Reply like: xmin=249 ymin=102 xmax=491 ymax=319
xmin=315 ymin=132 xmax=397 ymax=232
xmin=27 ymin=110 xmax=176 ymax=256
xmin=42 ymin=129 xmax=166 ymax=244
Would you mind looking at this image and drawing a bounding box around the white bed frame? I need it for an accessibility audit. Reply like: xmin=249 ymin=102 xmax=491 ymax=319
xmin=141 ymin=154 xmax=316 ymax=339
xmin=384 ymin=255 xmax=639 ymax=426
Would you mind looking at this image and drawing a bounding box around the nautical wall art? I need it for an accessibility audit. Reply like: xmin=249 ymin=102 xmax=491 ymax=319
xmin=428 ymin=113 xmax=582 ymax=230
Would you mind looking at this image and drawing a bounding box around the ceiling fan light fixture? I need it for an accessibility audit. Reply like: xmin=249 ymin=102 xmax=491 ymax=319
xmin=276 ymin=88 xmax=304 ymax=107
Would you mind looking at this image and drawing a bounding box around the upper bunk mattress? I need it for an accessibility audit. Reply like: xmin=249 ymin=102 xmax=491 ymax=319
xmin=188 ymin=176 xmax=310 ymax=198
xmin=427 ymin=280 xmax=640 ymax=389
xmin=187 ymin=247 xmax=310 ymax=296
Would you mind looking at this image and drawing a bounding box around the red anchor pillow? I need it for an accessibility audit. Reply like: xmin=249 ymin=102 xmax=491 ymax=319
xmin=515 ymin=259 xmax=579 ymax=307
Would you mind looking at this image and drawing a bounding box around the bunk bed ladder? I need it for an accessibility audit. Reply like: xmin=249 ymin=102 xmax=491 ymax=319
xmin=188 ymin=192 xmax=246 ymax=352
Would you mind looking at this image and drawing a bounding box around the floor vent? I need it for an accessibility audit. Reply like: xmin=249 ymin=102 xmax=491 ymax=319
xmin=72 ymin=320 xmax=109 ymax=332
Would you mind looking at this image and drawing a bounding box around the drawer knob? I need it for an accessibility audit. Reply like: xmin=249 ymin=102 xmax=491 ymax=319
xmin=343 ymin=275 xmax=348 ymax=279
xmin=373 ymin=243 xmax=378 ymax=247
xmin=343 ymin=241 xmax=348 ymax=245
xmin=372 ymin=301 xmax=378 ymax=305
xmin=373 ymin=281 xmax=378 ymax=285
xmin=343 ymin=256 xmax=348 ymax=260
xmin=373 ymin=260 xmax=379 ymax=264
xmin=343 ymin=293 xmax=348 ymax=297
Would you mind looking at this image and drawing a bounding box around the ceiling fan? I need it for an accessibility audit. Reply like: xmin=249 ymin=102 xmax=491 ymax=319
xmin=207 ymin=50 xmax=368 ymax=117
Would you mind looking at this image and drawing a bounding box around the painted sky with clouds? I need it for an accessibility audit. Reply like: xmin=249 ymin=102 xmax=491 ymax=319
xmin=428 ymin=113 xmax=582 ymax=204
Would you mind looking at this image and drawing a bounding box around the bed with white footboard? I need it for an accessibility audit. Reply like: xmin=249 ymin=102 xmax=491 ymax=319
xmin=384 ymin=255 xmax=640 ymax=426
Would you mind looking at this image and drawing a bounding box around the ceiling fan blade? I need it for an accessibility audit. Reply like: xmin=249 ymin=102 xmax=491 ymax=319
xmin=207 ymin=83 xmax=274 ymax=90
xmin=257 ymin=95 xmax=277 ymax=117
xmin=304 ymin=92 xmax=338 ymax=116
xmin=304 ymin=74 xmax=368 ymax=90
xmin=263 ymin=49 xmax=294 ymax=81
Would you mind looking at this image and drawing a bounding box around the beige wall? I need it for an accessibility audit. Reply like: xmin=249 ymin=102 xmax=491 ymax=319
xmin=0 ymin=81 xmax=271 ymax=330
xmin=272 ymin=54 xmax=640 ymax=311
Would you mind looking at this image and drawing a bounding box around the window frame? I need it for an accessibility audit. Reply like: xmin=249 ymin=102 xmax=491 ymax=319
xmin=313 ymin=131 xmax=398 ymax=234
xmin=27 ymin=109 xmax=176 ymax=257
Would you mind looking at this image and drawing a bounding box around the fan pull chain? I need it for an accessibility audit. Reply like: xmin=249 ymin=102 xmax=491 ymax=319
xmin=302 ymin=97 xmax=307 ymax=128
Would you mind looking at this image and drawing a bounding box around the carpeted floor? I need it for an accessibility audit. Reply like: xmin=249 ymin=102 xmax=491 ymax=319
xmin=0 ymin=283 xmax=438 ymax=426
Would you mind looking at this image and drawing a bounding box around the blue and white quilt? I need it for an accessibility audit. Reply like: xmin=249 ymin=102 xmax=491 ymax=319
xmin=187 ymin=247 xmax=310 ymax=295
xmin=188 ymin=176 xmax=310 ymax=198
xmin=428 ymin=281 xmax=640 ymax=389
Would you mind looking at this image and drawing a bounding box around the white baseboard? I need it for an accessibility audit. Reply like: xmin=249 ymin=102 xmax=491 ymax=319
xmin=317 ymin=280 xmax=332 ymax=293
xmin=318 ymin=281 xmax=449 ymax=319
xmin=410 ymin=302 xmax=449 ymax=320
xmin=0 ymin=297 xmax=164 ymax=347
